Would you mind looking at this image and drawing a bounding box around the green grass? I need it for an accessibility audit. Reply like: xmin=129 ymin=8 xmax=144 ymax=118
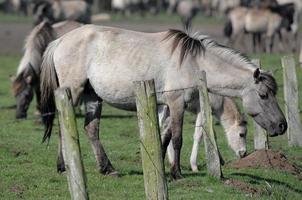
xmin=0 ymin=12 xmax=33 ymax=23
xmin=0 ymin=54 xmax=302 ymax=199
xmin=0 ymin=11 xmax=222 ymax=25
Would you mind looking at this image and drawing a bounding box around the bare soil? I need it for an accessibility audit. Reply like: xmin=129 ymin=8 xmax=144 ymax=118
xmin=224 ymin=179 xmax=266 ymax=196
xmin=228 ymin=150 xmax=301 ymax=177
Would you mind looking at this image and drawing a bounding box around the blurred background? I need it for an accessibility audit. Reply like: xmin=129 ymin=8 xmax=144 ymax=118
xmin=0 ymin=0 xmax=301 ymax=55
xmin=1 ymin=1 xmax=302 ymax=199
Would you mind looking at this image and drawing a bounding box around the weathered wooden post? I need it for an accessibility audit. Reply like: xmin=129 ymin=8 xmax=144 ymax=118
xmin=281 ymin=56 xmax=302 ymax=147
xmin=55 ymin=87 xmax=89 ymax=200
xmin=300 ymin=42 xmax=302 ymax=68
xmin=251 ymin=59 xmax=269 ymax=150
xmin=133 ymin=80 xmax=168 ymax=200
xmin=198 ymin=71 xmax=223 ymax=179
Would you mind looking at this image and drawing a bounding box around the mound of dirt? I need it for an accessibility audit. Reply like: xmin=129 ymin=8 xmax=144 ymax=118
xmin=224 ymin=179 xmax=265 ymax=196
xmin=228 ymin=150 xmax=301 ymax=176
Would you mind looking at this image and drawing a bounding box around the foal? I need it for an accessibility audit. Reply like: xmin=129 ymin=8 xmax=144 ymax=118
xmin=159 ymin=94 xmax=247 ymax=172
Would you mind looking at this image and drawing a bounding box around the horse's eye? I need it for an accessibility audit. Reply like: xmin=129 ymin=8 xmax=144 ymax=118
xmin=259 ymin=93 xmax=268 ymax=99
xmin=240 ymin=120 xmax=247 ymax=126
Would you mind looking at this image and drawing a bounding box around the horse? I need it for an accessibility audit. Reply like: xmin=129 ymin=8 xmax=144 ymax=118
xmin=276 ymin=0 xmax=301 ymax=51
xmin=33 ymin=0 xmax=91 ymax=25
xmin=245 ymin=3 xmax=295 ymax=52
xmin=224 ymin=3 xmax=295 ymax=52
xmin=176 ymin=0 xmax=201 ymax=28
xmin=158 ymin=94 xmax=247 ymax=172
xmin=40 ymin=25 xmax=287 ymax=179
xmin=11 ymin=20 xmax=82 ymax=119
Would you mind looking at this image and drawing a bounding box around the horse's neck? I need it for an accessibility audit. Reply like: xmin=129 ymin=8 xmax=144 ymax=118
xmin=17 ymin=45 xmax=41 ymax=75
xmin=218 ymin=97 xmax=239 ymax=133
xmin=200 ymin=52 xmax=255 ymax=98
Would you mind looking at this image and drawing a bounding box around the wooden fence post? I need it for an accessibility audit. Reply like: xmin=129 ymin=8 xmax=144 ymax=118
xmin=251 ymin=59 xmax=269 ymax=150
xmin=299 ymin=41 xmax=302 ymax=68
xmin=134 ymin=80 xmax=168 ymax=200
xmin=198 ymin=71 xmax=223 ymax=179
xmin=281 ymin=56 xmax=302 ymax=147
xmin=55 ymin=87 xmax=89 ymax=200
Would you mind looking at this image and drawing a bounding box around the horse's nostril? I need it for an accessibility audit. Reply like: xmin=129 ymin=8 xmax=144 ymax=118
xmin=279 ymin=122 xmax=287 ymax=133
xmin=239 ymin=150 xmax=247 ymax=158
xmin=239 ymin=133 xmax=245 ymax=138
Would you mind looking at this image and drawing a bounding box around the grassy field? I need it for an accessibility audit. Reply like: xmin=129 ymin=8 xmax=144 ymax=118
xmin=0 ymin=11 xmax=223 ymax=25
xmin=1 ymin=51 xmax=302 ymax=200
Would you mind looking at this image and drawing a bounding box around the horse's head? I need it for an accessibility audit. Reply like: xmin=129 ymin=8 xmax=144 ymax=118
xmin=33 ymin=1 xmax=54 ymax=25
xmin=225 ymin=115 xmax=247 ymax=158
xmin=242 ymin=68 xmax=287 ymax=136
xmin=271 ymin=3 xmax=295 ymax=32
xmin=12 ymin=64 xmax=37 ymax=119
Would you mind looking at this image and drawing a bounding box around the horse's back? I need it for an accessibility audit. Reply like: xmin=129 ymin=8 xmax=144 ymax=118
xmin=53 ymin=21 xmax=82 ymax=37
xmin=245 ymin=9 xmax=271 ymax=32
xmin=52 ymin=25 xmax=173 ymax=108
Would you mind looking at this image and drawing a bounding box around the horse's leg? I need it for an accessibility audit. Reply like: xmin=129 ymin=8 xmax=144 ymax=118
xmin=158 ymin=105 xmax=172 ymax=161
xmin=266 ymin=32 xmax=275 ymax=53
xmin=83 ymin=86 xmax=117 ymax=176
xmin=256 ymin=33 xmax=263 ymax=53
xmin=277 ymin=30 xmax=284 ymax=53
xmin=190 ymin=112 xmax=202 ymax=172
xmin=252 ymin=33 xmax=257 ymax=53
xmin=168 ymin=97 xmax=185 ymax=180
xmin=167 ymin=142 xmax=174 ymax=165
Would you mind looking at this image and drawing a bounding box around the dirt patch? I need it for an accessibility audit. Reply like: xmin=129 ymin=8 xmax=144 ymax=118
xmin=12 ymin=149 xmax=28 ymax=157
xmin=228 ymin=150 xmax=301 ymax=177
xmin=10 ymin=185 xmax=24 ymax=198
xmin=224 ymin=179 xmax=265 ymax=196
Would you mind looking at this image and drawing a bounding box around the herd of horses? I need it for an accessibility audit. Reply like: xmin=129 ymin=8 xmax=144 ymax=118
xmin=224 ymin=1 xmax=299 ymax=53
xmin=10 ymin=15 xmax=289 ymax=179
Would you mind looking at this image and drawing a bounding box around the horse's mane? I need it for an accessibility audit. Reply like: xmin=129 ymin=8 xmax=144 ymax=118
xmin=13 ymin=21 xmax=56 ymax=96
xmin=163 ymin=29 xmax=254 ymax=68
xmin=269 ymin=3 xmax=295 ymax=23
xmin=259 ymin=72 xmax=278 ymax=95
xmin=163 ymin=29 xmax=278 ymax=94
xmin=33 ymin=0 xmax=51 ymax=14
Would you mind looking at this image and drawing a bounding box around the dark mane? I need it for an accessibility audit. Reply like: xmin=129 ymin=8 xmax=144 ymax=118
xmin=163 ymin=29 xmax=254 ymax=67
xmin=25 ymin=21 xmax=56 ymax=57
xmin=260 ymin=72 xmax=278 ymax=95
xmin=163 ymin=29 xmax=207 ymax=65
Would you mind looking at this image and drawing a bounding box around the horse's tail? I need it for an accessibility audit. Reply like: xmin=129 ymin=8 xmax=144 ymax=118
xmin=40 ymin=39 xmax=61 ymax=143
xmin=223 ymin=19 xmax=233 ymax=39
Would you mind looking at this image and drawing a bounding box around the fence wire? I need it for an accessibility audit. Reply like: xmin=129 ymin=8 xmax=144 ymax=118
xmin=2 ymin=78 xmax=302 ymax=185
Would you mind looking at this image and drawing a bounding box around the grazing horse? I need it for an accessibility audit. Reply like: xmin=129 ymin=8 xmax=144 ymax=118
xmin=277 ymin=0 xmax=302 ymax=51
xmin=224 ymin=3 xmax=295 ymax=52
xmin=12 ymin=20 xmax=82 ymax=119
xmin=176 ymin=0 xmax=200 ymax=28
xmin=33 ymin=0 xmax=91 ymax=25
xmin=158 ymin=94 xmax=247 ymax=172
xmin=40 ymin=25 xmax=287 ymax=179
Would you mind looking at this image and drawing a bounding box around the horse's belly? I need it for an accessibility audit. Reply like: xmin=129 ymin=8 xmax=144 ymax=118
xmin=245 ymin=15 xmax=267 ymax=33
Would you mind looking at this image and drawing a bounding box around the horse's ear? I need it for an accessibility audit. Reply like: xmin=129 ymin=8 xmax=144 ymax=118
xmin=253 ymin=68 xmax=260 ymax=82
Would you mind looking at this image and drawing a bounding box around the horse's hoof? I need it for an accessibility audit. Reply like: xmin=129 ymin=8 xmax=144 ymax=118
xmin=171 ymin=170 xmax=183 ymax=180
xmin=191 ymin=166 xmax=199 ymax=173
xmin=57 ymin=165 xmax=66 ymax=174
xmin=106 ymin=171 xmax=119 ymax=177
